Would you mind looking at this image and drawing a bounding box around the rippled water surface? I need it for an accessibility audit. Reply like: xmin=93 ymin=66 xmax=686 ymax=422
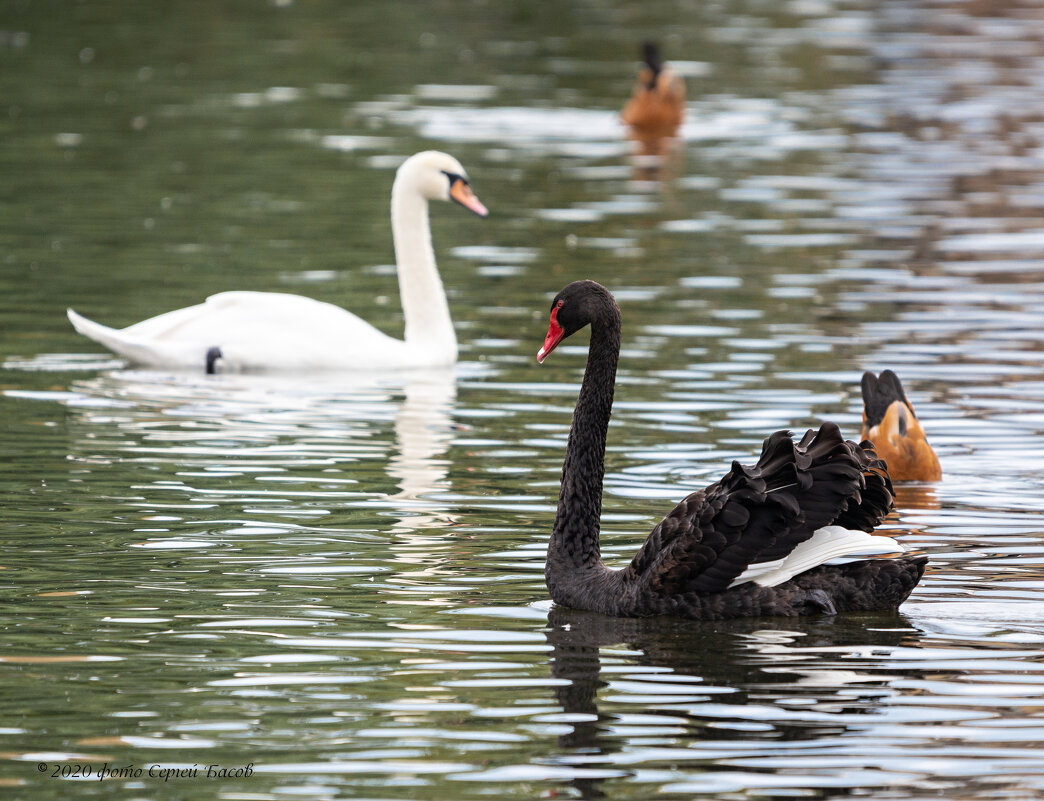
xmin=4 ymin=1 xmax=1044 ymax=799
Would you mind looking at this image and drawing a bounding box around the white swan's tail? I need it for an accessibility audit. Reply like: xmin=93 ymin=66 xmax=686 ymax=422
xmin=67 ymin=308 xmax=169 ymax=366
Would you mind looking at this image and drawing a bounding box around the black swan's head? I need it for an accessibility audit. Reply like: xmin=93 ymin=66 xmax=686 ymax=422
xmin=537 ymin=280 xmax=619 ymax=363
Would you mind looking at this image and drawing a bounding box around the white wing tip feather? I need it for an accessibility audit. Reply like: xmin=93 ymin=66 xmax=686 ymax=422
xmin=729 ymin=526 xmax=906 ymax=589
xmin=67 ymin=308 xmax=170 ymax=366
xmin=67 ymin=307 xmax=90 ymax=332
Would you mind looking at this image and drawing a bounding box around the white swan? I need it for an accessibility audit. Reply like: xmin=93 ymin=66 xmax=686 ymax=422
xmin=67 ymin=151 xmax=488 ymax=372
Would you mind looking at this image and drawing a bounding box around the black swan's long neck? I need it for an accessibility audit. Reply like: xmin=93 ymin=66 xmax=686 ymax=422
xmin=547 ymin=304 xmax=621 ymax=598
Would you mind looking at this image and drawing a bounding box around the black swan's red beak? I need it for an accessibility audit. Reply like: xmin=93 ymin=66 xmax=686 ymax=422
xmin=537 ymin=306 xmax=565 ymax=363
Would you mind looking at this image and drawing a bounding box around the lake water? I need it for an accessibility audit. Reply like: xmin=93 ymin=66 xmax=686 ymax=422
xmin=4 ymin=1 xmax=1044 ymax=799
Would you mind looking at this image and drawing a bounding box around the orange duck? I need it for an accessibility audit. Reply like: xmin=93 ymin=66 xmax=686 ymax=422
xmin=860 ymin=370 xmax=941 ymax=482
xmin=621 ymin=42 xmax=685 ymax=139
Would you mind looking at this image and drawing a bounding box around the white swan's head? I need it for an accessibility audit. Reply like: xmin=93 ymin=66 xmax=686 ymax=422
xmin=395 ymin=151 xmax=488 ymax=217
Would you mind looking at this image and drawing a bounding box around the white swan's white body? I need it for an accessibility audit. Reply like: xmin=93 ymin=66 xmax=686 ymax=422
xmin=67 ymin=151 xmax=487 ymax=372
xmin=67 ymin=292 xmax=426 ymax=371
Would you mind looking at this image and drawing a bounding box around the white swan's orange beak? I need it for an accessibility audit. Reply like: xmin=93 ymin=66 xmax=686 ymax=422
xmin=537 ymin=306 xmax=565 ymax=363
xmin=450 ymin=179 xmax=489 ymax=217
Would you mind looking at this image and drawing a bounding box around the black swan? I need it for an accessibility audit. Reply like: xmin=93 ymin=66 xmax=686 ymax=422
xmin=861 ymin=370 xmax=941 ymax=482
xmin=536 ymin=280 xmax=927 ymax=620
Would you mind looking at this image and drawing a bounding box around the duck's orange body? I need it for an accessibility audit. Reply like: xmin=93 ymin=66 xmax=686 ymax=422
xmin=621 ymin=42 xmax=685 ymax=137
xmin=860 ymin=370 xmax=941 ymax=482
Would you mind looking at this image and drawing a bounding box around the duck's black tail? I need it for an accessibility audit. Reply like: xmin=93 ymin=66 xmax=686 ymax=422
xmin=862 ymin=369 xmax=914 ymax=427
xmin=641 ymin=41 xmax=663 ymax=87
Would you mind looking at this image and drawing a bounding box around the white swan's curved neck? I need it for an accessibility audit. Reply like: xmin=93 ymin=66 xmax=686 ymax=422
xmin=391 ymin=181 xmax=456 ymax=358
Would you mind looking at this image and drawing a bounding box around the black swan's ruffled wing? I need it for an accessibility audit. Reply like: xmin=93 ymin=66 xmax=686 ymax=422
xmin=625 ymin=422 xmax=894 ymax=596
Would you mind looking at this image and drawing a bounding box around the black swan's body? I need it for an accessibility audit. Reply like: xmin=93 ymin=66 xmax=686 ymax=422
xmin=537 ymin=281 xmax=926 ymax=620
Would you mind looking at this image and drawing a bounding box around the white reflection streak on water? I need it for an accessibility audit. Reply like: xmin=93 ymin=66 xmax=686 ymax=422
xmin=59 ymin=367 xmax=462 ymax=568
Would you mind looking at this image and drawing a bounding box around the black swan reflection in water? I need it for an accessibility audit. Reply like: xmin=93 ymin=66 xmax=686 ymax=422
xmin=545 ymin=606 xmax=925 ymax=799
xmin=536 ymin=281 xmax=926 ymax=620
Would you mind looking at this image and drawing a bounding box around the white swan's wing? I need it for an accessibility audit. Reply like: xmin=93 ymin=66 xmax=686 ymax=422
xmin=122 ymin=292 xmax=377 ymax=338
xmin=69 ymin=292 xmax=424 ymax=371
xmin=68 ymin=307 xmax=199 ymax=368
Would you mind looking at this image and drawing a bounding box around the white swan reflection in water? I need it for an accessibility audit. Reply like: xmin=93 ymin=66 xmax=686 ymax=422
xmin=60 ymin=366 xmax=463 ymax=561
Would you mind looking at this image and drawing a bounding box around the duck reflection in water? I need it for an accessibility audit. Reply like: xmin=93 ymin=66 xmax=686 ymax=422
xmin=545 ymin=606 xmax=923 ymax=799
xmin=892 ymin=482 xmax=940 ymax=514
